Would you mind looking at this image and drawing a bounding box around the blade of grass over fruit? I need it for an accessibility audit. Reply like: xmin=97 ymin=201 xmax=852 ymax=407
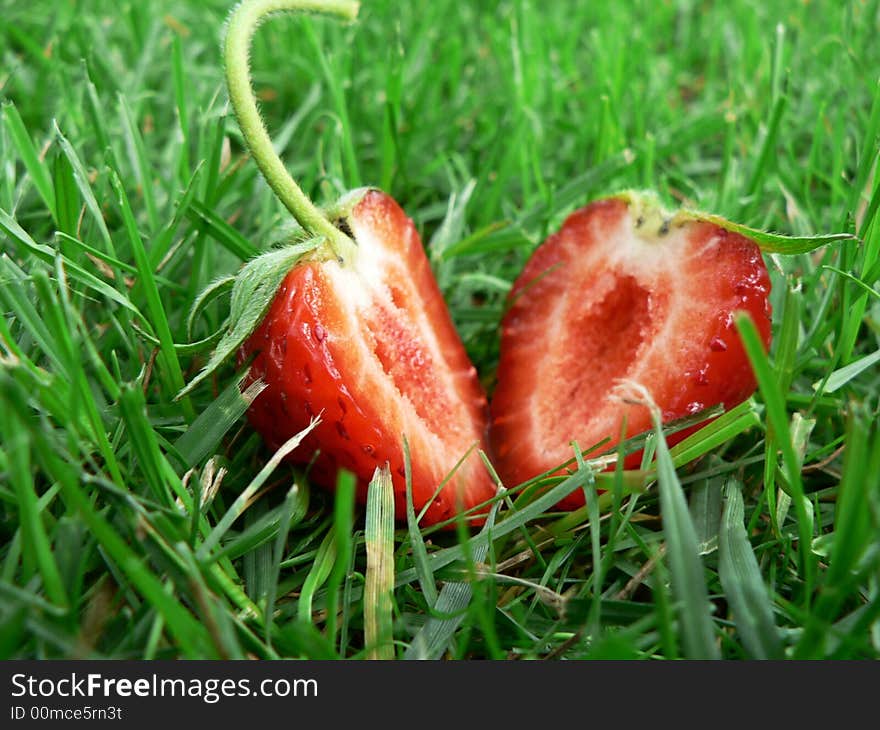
xmin=579 ymin=450 xmax=604 ymax=636
xmin=629 ymin=384 xmax=720 ymax=660
xmin=2 ymin=102 xmax=56 ymax=221
xmin=667 ymin=399 xmax=760 ymax=468
xmin=197 ymin=418 xmax=320 ymax=559
xmin=718 ymin=478 xmax=784 ymax=659
xmin=364 ymin=466 xmax=395 ymax=660
xmin=173 ymin=375 xmax=267 ymax=470
xmin=736 ymin=312 xmax=815 ymax=599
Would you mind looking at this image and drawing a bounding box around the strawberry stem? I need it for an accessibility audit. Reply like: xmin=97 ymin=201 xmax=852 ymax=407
xmin=224 ymin=0 xmax=360 ymax=263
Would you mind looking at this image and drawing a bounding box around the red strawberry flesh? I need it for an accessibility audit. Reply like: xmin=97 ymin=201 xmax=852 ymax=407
xmin=490 ymin=196 xmax=772 ymax=508
xmin=241 ymin=190 xmax=495 ymax=525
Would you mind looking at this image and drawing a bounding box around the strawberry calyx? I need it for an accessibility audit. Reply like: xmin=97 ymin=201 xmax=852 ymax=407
xmin=611 ymin=189 xmax=859 ymax=254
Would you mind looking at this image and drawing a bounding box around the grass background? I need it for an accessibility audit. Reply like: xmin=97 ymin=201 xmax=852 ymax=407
xmin=1 ymin=0 xmax=878 ymax=659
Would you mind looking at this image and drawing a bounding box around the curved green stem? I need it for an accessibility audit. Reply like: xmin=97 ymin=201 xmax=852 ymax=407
xmin=224 ymin=0 xmax=360 ymax=263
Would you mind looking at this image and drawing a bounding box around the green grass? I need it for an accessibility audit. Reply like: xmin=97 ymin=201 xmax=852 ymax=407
xmin=1 ymin=0 xmax=879 ymax=659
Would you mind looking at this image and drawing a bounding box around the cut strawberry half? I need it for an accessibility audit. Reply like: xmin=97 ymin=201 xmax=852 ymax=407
xmin=489 ymin=193 xmax=772 ymax=508
xmin=179 ymin=0 xmax=496 ymax=527
xmin=239 ymin=190 xmax=495 ymax=524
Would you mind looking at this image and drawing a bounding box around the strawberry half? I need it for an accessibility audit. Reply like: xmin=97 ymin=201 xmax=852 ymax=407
xmin=179 ymin=0 xmax=496 ymax=526
xmin=239 ymin=190 xmax=495 ymax=524
xmin=489 ymin=192 xmax=772 ymax=507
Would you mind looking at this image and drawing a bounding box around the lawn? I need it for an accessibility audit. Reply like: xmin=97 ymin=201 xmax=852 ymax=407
xmin=1 ymin=0 xmax=878 ymax=660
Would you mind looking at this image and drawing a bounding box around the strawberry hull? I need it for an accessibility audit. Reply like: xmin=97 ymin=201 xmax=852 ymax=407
xmin=490 ymin=195 xmax=772 ymax=508
xmin=241 ymin=190 xmax=496 ymax=525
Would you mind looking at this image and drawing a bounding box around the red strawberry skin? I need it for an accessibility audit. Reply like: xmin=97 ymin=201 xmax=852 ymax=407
xmin=240 ymin=190 xmax=495 ymax=525
xmin=490 ymin=196 xmax=772 ymax=508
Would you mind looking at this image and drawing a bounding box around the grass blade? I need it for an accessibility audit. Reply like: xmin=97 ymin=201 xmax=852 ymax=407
xmin=197 ymin=418 xmax=320 ymax=558
xmin=173 ymin=375 xmax=268 ymax=470
xmin=109 ymin=168 xmax=191 ymax=418
xmin=187 ymin=199 xmax=259 ymax=260
xmin=718 ymin=478 xmax=784 ymax=659
xmin=2 ymin=101 xmax=55 ymax=219
xmin=403 ymin=438 xmax=438 ymax=604
xmin=620 ymin=382 xmax=720 ymax=659
xmin=404 ymin=499 xmax=502 ymax=660
xmin=264 ymin=483 xmax=309 ymax=648
xmin=814 ymin=348 xmax=880 ymax=394
xmin=737 ymin=312 xmax=814 ymax=594
xmin=0 ymin=379 xmax=68 ymax=609
xmin=323 ymin=470 xmax=357 ymax=649
xmin=364 ymin=466 xmax=395 ymax=660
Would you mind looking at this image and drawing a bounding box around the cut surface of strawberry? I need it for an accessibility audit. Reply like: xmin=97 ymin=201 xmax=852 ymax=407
xmin=241 ymin=190 xmax=495 ymax=524
xmin=489 ymin=194 xmax=772 ymax=507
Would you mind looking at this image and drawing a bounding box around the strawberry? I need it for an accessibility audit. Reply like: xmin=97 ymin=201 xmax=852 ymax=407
xmin=239 ymin=189 xmax=495 ymax=524
xmin=489 ymin=192 xmax=772 ymax=508
xmin=180 ymin=0 xmax=496 ymax=526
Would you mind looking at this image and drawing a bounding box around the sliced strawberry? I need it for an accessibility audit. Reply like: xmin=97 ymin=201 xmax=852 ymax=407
xmin=490 ymin=194 xmax=772 ymax=508
xmin=240 ymin=190 xmax=496 ymax=525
